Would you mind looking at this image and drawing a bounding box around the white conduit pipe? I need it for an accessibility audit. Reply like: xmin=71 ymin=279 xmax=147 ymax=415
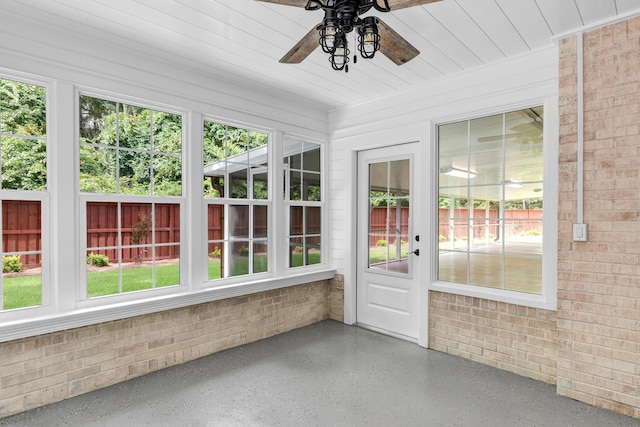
xmin=576 ymin=32 xmax=584 ymax=225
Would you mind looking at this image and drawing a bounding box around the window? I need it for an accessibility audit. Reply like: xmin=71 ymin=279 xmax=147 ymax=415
xmin=203 ymin=121 xmax=269 ymax=281
xmin=79 ymin=95 xmax=183 ymax=298
xmin=284 ymin=139 xmax=322 ymax=268
xmin=0 ymin=78 xmax=47 ymax=311
xmin=437 ymin=107 xmax=543 ymax=295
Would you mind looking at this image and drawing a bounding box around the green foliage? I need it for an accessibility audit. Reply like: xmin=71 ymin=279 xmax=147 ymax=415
xmin=521 ymin=229 xmax=541 ymax=236
xmin=203 ymin=121 xmax=268 ymax=199
xmin=238 ymin=245 xmax=249 ymax=256
xmin=209 ymin=247 xmax=221 ymax=258
xmin=87 ymin=252 xmax=109 ymax=267
xmin=0 ymin=79 xmax=47 ymax=191
xmin=376 ymin=239 xmax=388 ymax=247
xmin=78 ymin=95 xmax=182 ymax=196
xmin=2 ymin=255 xmax=23 ymax=273
xmin=439 ymin=234 xmax=447 ymax=242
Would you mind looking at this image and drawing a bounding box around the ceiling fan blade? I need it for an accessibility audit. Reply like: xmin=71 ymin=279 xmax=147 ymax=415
xmin=255 ymin=0 xmax=308 ymax=6
xmin=280 ymin=24 xmax=321 ymax=64
xmin=377 ymin=18 xmax=419 ymax=65
xmin=387 ymin=0 xmax=442 ymax=11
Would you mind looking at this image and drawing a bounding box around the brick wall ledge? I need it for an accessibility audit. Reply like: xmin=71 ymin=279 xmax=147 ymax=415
xmin=0 ymin=269 xmax=336 ymax=343
xmin=430 ymin=280 xmax=557 ymax=311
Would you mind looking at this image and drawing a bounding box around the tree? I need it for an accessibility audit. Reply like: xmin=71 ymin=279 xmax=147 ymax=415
xmin=0 ymin=79 xmax=47 ymax=191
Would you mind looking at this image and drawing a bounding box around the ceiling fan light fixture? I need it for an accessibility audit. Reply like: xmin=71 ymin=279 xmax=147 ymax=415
xmin=330 ymin=33 xmax=350 ymax=71
xmin=319 ymin=9 xmax=338 ymax=53
xmin=440 ymin=166 xmax=476 ymax=179
xmin=358 ymin=16 xmax=380 ymax=58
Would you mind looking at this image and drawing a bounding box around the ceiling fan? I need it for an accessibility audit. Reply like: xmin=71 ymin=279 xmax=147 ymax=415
xmin=256 ymin=0 xmax=442 ymax=72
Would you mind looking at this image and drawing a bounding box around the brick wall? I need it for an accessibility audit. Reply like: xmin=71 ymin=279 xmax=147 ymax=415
xmin=429 ymin=291 xmax=557 ymax=384
xmin=329 ymin=274 xmax=344 ymax=322
xmin=557 ymin=17 xmax=640 ymax=418
xmin=0 ymin=280 xmax=332 ymax=419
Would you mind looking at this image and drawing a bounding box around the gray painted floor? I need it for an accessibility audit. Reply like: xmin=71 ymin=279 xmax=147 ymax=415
xmin=1 ymin=320 xmax=637 ymax=427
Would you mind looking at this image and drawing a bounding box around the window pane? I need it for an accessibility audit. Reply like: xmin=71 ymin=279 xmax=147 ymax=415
xmin=1 ymin=79 xmax=46 ymax=136
xmin=155 ymin=204 xmax=180 ymax=244
xmin=230 ymin=241 xmax=250 ymax=277
xmin=470 ymin=113 xmax=504 ymax=152
xmin=253 ymin=172 xmax=268 ymax=200
xmin=505 ymin=256 xmax=542 ymax=294
xmin=289 ymin=170 xmax=302 ymax=201
xmin=303 ymin=172 xmax=321 ymax=201
xmin=119 ymin=151 xmax=151 ymax=195
xmin=306 ymin=236 xmax=321 ymax=265
xmin=80 ymin=146 xmax=117 ymax=193
xmin=290 ymin=206 xmax=303 ymax=236
xmin=230 ymin=205 xmax=249 ymax=238
xmin=254 ymin=205 xmax=268 ymax=238
xmin=153 ymin=154 xmax=182 ymax=196
xmin=157 ymin=248 xmax=180 ymax=288
xmin=79 ymin=96 xmax=117 ymax=145
xmin=119 ymin=105 xmax=151 ymax=150
xmin=208 ymin=242 xmax=223 ymax=280
xmin=154 ymin=111 xmax=182 ymax=155
xmin=2 ymin=200 xmax=43 ymax=309
xmin=306 ymin=207 xmax=321 ymax=234
xmin=87 ymin=249 xmax=119 ymax=297
xmin=438 ymin=121 xmax=468 ymax=157
xmin=229 ymin=166 xmax=248 ymax=199
xmin=253 ymin=241 xmax=268 ymax=273
xmin=303 ymin=144 xmax=321 ymax=172
xmin=86 ymin=201 xmax=181 ymax=297
xmin=289 ymin=237 xmax=304 ymax=267
xmin=437 ymin=106 xmax=543 ymax=294
xmin=469 ymin=253 xmax=503 ymax=288
xmin=80 ymin=95 xmax=182 ymax=196
xmin=1 ymin=136 xmax=47 ymax=191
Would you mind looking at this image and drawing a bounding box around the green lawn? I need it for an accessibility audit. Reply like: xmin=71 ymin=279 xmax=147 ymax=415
xmin=4 ymin=252 xmax=325 ymax=309
xmin=368 ymin=244 xmax=409 ymax=264
xmin=2 ymin=274 xmax=42 ymax=310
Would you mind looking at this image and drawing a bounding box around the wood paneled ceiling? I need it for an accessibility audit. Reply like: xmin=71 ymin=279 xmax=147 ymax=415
xmin=1 ymin=0 xmax=639 ymax=111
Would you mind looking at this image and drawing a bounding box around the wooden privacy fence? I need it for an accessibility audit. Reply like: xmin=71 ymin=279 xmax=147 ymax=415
xmin=369 ymin=206 xmax=543 ymax=246
xmin=86 ymin=202 xmax=180 ymax=264
xmin=3 ymin=200 xmax=42 ymax=268
xmin=438 ymin=208 xmax=543 ymax=240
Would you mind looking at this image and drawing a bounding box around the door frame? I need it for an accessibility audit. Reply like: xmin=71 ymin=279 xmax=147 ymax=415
xmin=344 ymin=136 xmax=432 ymax=348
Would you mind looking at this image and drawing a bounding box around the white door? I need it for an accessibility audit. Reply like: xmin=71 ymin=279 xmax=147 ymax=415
xmin=357 ymin=143 xmax=421 ymax=341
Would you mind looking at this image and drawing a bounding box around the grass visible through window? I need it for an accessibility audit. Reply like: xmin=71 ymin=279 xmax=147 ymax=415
xmin=4 ymin=252 xmax=327 ymax=309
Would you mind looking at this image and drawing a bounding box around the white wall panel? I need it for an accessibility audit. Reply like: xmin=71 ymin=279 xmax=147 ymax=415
xmin=329 ymin=47 xmax=559 ymax=314
xmin=0 ymin=10 xmax=330 ymax=138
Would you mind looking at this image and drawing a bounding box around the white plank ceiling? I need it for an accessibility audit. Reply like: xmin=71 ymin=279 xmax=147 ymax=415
xmin=1 ymin=0 xmax=639 ymax=111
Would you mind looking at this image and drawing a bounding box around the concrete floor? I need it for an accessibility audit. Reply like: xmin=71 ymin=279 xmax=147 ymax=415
xmin=1 ymin=320 xmax=637 ymax=427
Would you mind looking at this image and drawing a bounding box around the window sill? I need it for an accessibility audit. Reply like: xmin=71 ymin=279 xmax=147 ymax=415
xmin=0 ymin=269 xmax=336 ymax=343
xmin=430 ymin=280 xmax=557 ymax=311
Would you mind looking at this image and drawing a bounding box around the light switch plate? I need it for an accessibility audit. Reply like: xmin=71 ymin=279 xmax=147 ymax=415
xmin=573 ymin=223 xmax=588 ymax=242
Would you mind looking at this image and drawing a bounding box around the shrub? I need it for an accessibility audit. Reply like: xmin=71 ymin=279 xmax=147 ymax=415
xmin=87 ymin=252 xmax=109 ymax=267
xmin=521 ymin=229 xmax=541 ymax=236
xmin=376 ymin=239 xmax=388 ymax=247
xmin=2 ymin=255 xmax=23 ymax=273
xmin=209 ymin=247 xmax=221 ymax=258
xmin=439 ymin=235 xmax=446 ymax=242
xmin=239 ymin=245 xmax=249 ymax=256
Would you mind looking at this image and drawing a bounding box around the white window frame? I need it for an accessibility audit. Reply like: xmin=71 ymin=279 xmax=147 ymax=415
xmin=0 ymin=81 xmax=334 ymax=343
xmin=430 ymin=99 xmax=558 ymax=310
xmin=283 ymin=137 xmax=325 ymax=272
xmin=202 ymin=117 xmax=273 ymax=287
xmin=0 ymin=72 xmax=52 ymax=322
xmin=76 ymin=91 xmax=187 ymax=308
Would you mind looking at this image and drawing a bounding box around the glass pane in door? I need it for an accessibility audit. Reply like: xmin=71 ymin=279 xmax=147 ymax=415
xmin=368 ymin=159 xmax=410 ymax=274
